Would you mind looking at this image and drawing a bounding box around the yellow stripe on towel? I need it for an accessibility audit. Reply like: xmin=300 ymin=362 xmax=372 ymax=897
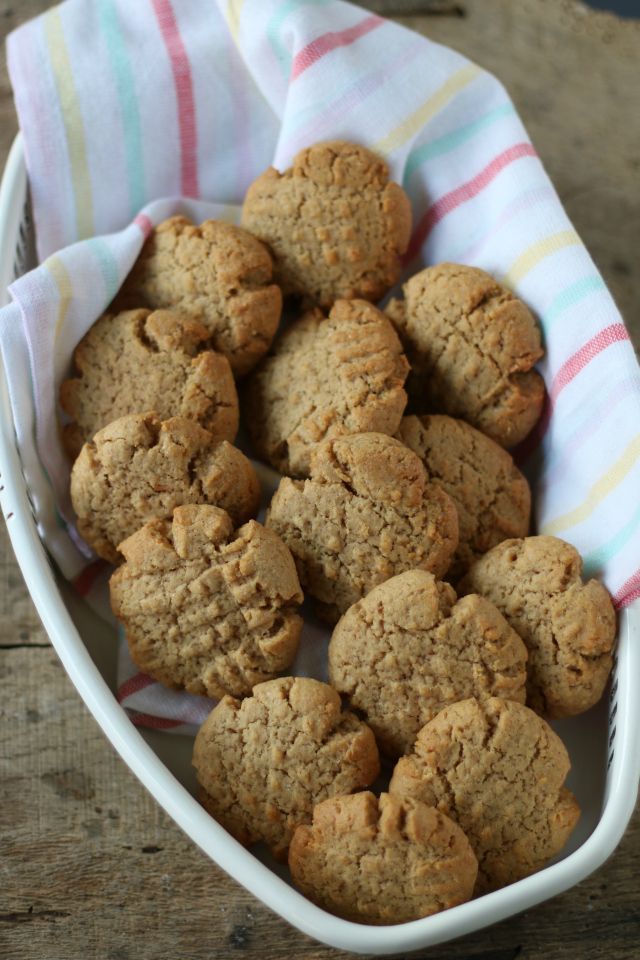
xmin=374 ymin=64 xmax=481 ymax=155
xmin=542 ymin=433 xmax=640 ymax=535
xmin=44 ymin=9 xmax=95 ymax=240
xmin=505 ymin=230 xmax=581 ymax=286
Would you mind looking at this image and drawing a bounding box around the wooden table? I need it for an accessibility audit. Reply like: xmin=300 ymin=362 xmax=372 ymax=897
xmin=1 ymin=2 xmax=638 ymax=958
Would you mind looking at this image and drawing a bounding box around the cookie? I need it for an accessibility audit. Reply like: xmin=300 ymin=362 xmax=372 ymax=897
xmin=396 ymin=414 xmax=531 ymax=578
xmin=70 ymin=412 xmax=260 ymax=564
xmin=329 ymin=570 xmax=527 ymax=756
xmin=389 ymin=697 xmax=580 ymax=893
xmin=386 ymin=263 xmax=544 ymax=447
xmin=288 ymin=792 xmax=477 ymax=925
xmin=246 ymin=299 xmax=409 ymax=477
xmin=266 ymin=433 xmax=458 ymax=622
xmin=60 ymin=308 xmax=239 ymax=460
xmin=192 ymin=677 xmax=380 ymax=858
xmin=242 ymin=141 xmax=412 ymax=308
xmin=458 ymin=536 xmax=616 ymax=718
xmin=116 ymin=216 xmax=282 ymax=376
xmin=110 ymin=504 xmax=303 ymax=699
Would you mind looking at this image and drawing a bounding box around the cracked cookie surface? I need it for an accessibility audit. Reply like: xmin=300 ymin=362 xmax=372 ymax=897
xmin=116 ymin=216 xmax=282 ymax=375
xmin=389 ymin=697 xmax=580 ymax=893
xmin=265 ymin=432 xmax=458 ymax=622
xmin=110 ymin=505 xmax=303 ymax=699
xmin=329 ymin=570 xmax=527 ymax=756
xmin=459 ymin=536 xmax=616 ymax=718
xmin=386 ymin=263 xmax=544 ymax=447
xmin=60 ymin=308 xmax=239 ymax=459
xmin=192 ymin=676 xmax=380 ymax=858
xmin=396 ymin=414 xmax=531 ymax=578
xmin=246 ymin=299 xmax=409 ymax=477
xmin=70 ymin=412 xmax=260 ymax=564
xmin=289 ymin=791 xmax=477 ymax=924
xmin=242 ymin=141 xmax=412 ymax=308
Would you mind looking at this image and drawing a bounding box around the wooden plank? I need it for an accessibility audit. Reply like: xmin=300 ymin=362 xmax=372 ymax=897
xmin=0 ymin=523 xmax=48 ymax=646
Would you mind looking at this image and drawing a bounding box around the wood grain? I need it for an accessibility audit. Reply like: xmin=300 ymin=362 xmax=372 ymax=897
xmin=0 ymin=2 xmax=638 ymax=958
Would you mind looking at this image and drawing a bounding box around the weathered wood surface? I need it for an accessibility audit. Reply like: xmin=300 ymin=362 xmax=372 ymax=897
xmin=1 ymin=2 xmax=638 ymax=959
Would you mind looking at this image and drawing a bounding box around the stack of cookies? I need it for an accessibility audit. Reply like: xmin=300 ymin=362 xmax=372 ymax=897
xmin=62 ymin=140 xmax=616 ymax=926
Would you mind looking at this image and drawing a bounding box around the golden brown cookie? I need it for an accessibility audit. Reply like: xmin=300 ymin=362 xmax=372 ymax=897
xmin=60 ymin=308 xmax=239 ymax=460
xmin=70 ymin=412 xmax=260 ymax=564
xmin=396 ymin=414 xmax=531 ymax=578
xmin=116 ymin=216 xmax=282 ymax=376
xmin=329 ymin=570 xmax=527 ymax=756
xmin=458 ymin=536 xmax=616 ymax=718
xmin=386 ymin=263 xmax=544 ymax=447
xmin=192 ymin=677 xmax=380 ymax=859
xmin=289 ymin=792 xmax=477 ymax=925
xmin=242 ymin=141 xmax=412 ymax=308
xmin=389 ymin=697 xmax=580 ymax=893
xmin=110 ymin=505 xmax=303 ymax=699
xmin=266 ymin=432 xmax=458 ymax=622
xmin=246 ymin=299 xmax=409 ymax=477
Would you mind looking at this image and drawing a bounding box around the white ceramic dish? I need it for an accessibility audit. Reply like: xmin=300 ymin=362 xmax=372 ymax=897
xmin=1 ymin=133 xmax=639 ymax=955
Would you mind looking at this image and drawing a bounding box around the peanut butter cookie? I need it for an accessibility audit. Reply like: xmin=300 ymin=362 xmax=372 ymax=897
xmin=246 ymin=299 xmax=409 ymax=477
xmin=289 ymin=792 xmax=477 ymax=924
xmin=459 ymin=536 xmax=616 ymax=718
xmin=60 ymin=308 xmax=238 ymax=459
xmin=386 ymin=263 xmax=544 ymax=447
xmin=266 ymin=433 xmax=458 ymax=622
xmin=192 ymin=677 xmax=380 ymax=858
xmin=242 ymin=141 xmax=412 ymax=308
xmin=110 ymin=505 xmax=303 ymax=699
xmin=116 ymin=216 xmax=282 ymax=375
xmin=70 ymin=412 xmax=260 ymax=563
xmin=329 ymin=570 xmax=527 ymax=756
xmin=396 ymin=414 xmax=531 ymax=578
xmin=390 ymin=697 xmax=580 ymax=893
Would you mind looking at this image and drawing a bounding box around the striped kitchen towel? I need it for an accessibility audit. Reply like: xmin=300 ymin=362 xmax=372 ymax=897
xmin=1 ymin=0 xmax=639 ymax=731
